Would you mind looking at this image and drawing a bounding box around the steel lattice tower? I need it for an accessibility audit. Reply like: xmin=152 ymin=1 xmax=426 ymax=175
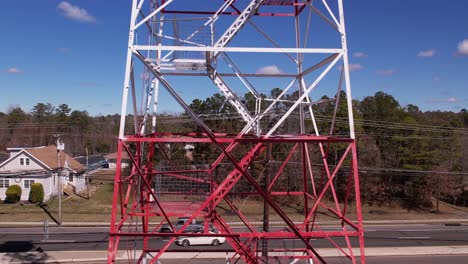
xmin=108 ymin=1 xmax=365 ymax=263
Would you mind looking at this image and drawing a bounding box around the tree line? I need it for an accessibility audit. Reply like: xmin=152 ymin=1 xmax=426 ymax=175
xmin=0 ymin=103 xmax=120 ymax=156
xmin=1 ymin=90 xmax=467 ymax=208
xmin=187 ymin=90 xmax=468 ymax=209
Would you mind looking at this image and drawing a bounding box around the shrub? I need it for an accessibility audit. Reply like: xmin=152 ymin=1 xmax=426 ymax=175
xmin=29 ymin=183 xmax=45 ymax=204
xmin=5 ymin=184 xmax=22 ymax=203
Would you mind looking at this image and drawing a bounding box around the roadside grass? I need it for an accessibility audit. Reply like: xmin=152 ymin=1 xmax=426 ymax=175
xmin=0 ymin=180 xmax=114 ymax=223
xmin=217 ymin=196 xmax=468 ymax=222
xmin=1 ymin=182 xmax=467 ymax=223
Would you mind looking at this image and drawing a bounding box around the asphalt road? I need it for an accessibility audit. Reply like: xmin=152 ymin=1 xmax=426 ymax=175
xmin=0 ymin=224 xmax=467 ymax=252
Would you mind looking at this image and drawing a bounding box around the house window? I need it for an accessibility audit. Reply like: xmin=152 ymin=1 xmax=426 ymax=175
xmin=24 ymin=180 xmax=35 ymax=189
xmin=19 ymin=158 xmax=30 ymax=166
xmin=0 ymin=179 xmax=9 ymax=188
xmin=68 ymin=174 xmax=74 ymax=182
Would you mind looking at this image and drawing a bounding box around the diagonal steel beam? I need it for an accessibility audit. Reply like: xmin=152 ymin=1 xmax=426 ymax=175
xmin=208 ymin=68 xmax=255 ymax=126
xmin=212 ymin=213 xmax=258 ymax=263
xmin=266 ymin=53 xmax=342 ymax=136
xmin=303 ymin=144 xmax=352 ymax=224
xmin=151 ymin=143 xmax=265 ymax=262
xmin=134 ymin=0 xmax=174 ymax=30
xmin=267 ymin=143 xmax=299 ymax=191
xmin=301 ymin=53 xmax=339 ymax=77
xmin=300 ymin=0 xmax=341 ymax=32
xmin=217 ymin=145 xmax=327 ymax=263
xmin=120 ymin=142 xmax=175 ymax=232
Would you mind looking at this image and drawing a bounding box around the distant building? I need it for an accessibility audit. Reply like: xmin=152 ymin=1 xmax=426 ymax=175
xmin=184 ymin=144 xmax=195 ymax=151
xmin=104 ymin=152 xmax=131 ymax=170
xmin=75 ymin=155 xmax=108 ymax=171
xmin=0 ymin=145 xmax=86 ymax=201
xmin=184 ymin=144 xmax=195 ymax=161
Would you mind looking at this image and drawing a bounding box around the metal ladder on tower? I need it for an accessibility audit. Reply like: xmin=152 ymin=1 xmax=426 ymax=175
xmin=207 ymin=0 xmax=265 ymax=130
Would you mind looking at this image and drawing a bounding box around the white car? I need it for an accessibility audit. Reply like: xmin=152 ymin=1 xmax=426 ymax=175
xmin=176 ymin=231 xmax=226 ymax=247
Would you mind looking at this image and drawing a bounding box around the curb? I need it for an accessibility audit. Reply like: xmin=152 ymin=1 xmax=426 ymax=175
xmin=1 ymin=246 xmax=468 ymax=263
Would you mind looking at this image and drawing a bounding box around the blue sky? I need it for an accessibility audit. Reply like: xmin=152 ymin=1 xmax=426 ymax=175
xmin=0 ymin=0 xmax=467 ymax=116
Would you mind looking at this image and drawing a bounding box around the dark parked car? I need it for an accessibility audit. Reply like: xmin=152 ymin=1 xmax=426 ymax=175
xmin=159 ymin=217 xmax=204 ymax=233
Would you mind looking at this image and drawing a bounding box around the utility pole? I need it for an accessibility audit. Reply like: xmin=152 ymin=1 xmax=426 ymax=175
xmin=55 ymin=134 xmax=64 ymax=225
xmin=86 ymin=147 xmax=90 ymax=199
xmin=463 ymin=110 xmax=468 ymax=196
xmin=436 ymin=175 xmax=440 ymax=213
xmin=262 ymin=142 xmax=271 ymax=263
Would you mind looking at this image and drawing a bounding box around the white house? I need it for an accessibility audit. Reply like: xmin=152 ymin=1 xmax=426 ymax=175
xmin=0 ymin=145 xmax=86 ymax=201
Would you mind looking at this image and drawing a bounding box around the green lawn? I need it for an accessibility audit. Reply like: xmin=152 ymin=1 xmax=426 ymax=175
xmin=0 ymin=181 xmax=114 ymax=223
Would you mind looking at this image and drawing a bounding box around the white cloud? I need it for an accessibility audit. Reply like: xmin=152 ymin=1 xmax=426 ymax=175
xmin=353 ymin=52 xmax=367 ymax=58
xmin=57 ymin=1 xmax=96 ymax=23
xmin=4 ymin=67 xmax=22 ymax=74
xmin=425 ymin=97 xmax=459 ymax=104
xmin=417 ymin=49 xmax=436 ymax=57
xmin=376 ymin=69 xmax=395 ymax=76
xmin=256 ymin=65 xmax=283 ymax=75
xmin=433 ymin=76 xmax=440 ymax=81
xmin=348 ymin=63 xmax=363 ymax=71
xmin=457 ymin=39 xmax=468 ymax=55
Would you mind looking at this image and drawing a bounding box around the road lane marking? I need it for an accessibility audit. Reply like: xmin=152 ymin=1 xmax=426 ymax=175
xmin=399 ymin=229 xmax=468 ymax=232
xmin=40 ymin=240 xmax=76 ymax=243
xmin=397 ymin=237 xmax=430 ymax=240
